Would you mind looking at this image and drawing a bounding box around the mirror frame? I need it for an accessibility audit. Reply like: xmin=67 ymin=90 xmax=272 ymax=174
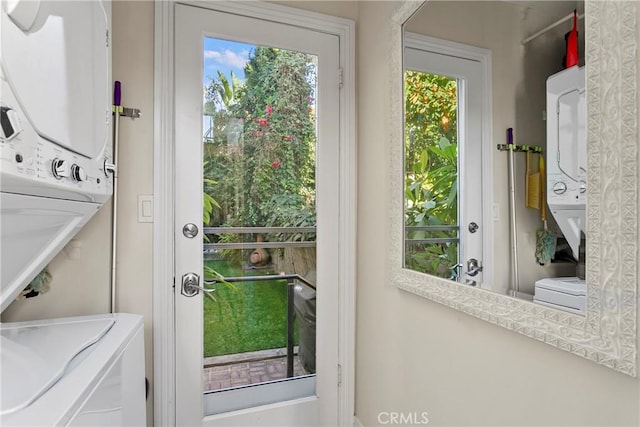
xmin=389 ymin=0 xmax=638 ymax=376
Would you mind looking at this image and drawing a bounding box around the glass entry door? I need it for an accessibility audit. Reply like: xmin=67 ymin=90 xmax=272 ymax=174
xmin=404 ymin=46 xmax=486 ymax=286
xmin=174 ymin=3 xmax=341 ymax=425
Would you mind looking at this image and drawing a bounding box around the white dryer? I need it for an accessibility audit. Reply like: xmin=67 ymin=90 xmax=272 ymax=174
xmin=1 ymin=0 xmax=114 ymax=311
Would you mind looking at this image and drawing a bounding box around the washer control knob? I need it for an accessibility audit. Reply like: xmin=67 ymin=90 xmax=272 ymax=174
xmin=104 ymin=159 xmax=116 ymax=177
xmin=52 ymin=158 xmax=70 ymax=179
xmin=579 ymin=181 xmax=586 ymax=194
xmin=71 ymin=164 xmax=87 ymax=182
xmin=553 ymin=181 xmax=567 ymax=195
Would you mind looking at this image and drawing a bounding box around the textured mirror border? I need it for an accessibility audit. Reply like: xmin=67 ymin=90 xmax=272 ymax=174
xmin=389 ymin=0 xmax=637 ymax=376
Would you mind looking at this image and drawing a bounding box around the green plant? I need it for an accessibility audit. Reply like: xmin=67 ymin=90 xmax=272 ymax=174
xmin=202 ymin=162 xmax=221 ymax=244
xmin=404 ymin=142 xmax=459 ymax=277
xmin=202 ymin=168 xmax=220 ymax=226
xmin=264 ymin=194 xmax=316 ymax=240
xmin=404 ymin=70 xmax=459 ymax=277
xmin=404 ymin=71 xmax=457 ymax=166
xmin=199 ymin=45 xmax=319 ymax=278
xmin=206 ymin=70 xmax=242 ymax=111
xmin=203 ymin=47 xmax=317 ymax=234
xmin=202 ymin=264 xmax=237 ymax=302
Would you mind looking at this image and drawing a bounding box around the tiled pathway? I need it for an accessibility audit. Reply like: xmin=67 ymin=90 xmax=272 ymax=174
xmin=203 ymin=348 xmax=309 ymax=391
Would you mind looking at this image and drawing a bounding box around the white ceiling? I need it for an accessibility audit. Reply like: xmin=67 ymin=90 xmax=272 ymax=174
xmin=502 ymin=0 xmax=584 ymax=35
xmin=504 ymin=1 xmax=582 ymax=19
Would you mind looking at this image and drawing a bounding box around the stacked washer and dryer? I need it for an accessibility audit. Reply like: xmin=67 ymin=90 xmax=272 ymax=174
xmin=533 ymin=65 xmax=587 ymax=315
xmin=1 ymin=1 xmax=146 ymax=425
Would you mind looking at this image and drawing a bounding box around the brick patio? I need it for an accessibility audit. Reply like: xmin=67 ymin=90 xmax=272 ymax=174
xmin=203 ymin=347 xmax=310 ymax=391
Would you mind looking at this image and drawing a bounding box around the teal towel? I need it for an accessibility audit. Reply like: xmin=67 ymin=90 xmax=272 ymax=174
xmin=536 ymin=229 xmax=556 ymax=265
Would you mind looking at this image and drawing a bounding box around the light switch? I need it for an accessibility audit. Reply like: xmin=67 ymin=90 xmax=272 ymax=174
xmin=138 ymin=195 xmax=153 ymax=223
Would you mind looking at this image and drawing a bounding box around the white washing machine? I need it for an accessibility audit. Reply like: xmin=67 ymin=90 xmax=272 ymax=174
xmin=1 ymin=314 xmax=146 ymax=426
xmin=533 ymin=277 xmax=586 ymax=315
xmin=1 ymin=1 xmax=147 ymax=424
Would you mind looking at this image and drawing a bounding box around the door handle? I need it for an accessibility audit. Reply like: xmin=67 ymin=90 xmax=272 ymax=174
xmin=181 ymin=272 xmax=216 ymax=297
xmin=465 ymin=258 xmax=483 ymax=277
xmin=181 ymin=273 xmax=200 ymax=297
xmin=181 ymin=273 xmax=216 ymax=298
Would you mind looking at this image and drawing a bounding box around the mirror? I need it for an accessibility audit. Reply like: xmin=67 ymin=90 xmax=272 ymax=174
xmin=402 ymin=1 xmax=584 ymax=296
xmin=390 ymin=0 xmax=638 ymax=376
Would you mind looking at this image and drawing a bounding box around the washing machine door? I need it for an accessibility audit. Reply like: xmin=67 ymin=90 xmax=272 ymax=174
xmin=2 ymin=0 xmax=110 ymax=159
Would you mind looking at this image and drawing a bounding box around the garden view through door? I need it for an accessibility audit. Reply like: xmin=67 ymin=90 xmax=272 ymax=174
xmin=404 ymin=46 xmax=484 ymax=286
xmin=174 ymin=3 xmax=341 ymax=424
xmin=201 ymin=38 xmax=319 ymax=392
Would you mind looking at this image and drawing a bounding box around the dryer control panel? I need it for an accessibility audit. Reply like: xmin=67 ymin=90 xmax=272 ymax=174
xmin=1 ymin=80 xmax=113 ymax=203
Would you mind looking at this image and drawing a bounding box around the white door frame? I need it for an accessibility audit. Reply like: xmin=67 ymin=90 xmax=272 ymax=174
xmin=404 ymin=32 xmax=494 ymax=286
xmin=152 ymin=1 xmax=356 ymax=425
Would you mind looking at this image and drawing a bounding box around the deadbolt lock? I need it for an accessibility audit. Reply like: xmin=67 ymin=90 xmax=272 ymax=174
xmin=183 ymin=223 xmax=199 ymax=238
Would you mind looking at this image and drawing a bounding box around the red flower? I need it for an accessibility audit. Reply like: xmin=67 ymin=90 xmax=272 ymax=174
xmin=258 ymin=118 xmax=268 ymax=127
xmin=272 ymin=161 xmax=281 ymax=168
xmin=283 ymin=135 xmax=292 ymax=141
xmin=265 ymin=104 xmax=273 ymax=116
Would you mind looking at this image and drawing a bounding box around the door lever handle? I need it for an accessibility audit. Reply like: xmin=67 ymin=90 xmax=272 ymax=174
xmin=465 ymin=258 xmax=483 ymax=277
xmin=466 ymin=265 xmax=483 ymax=277
xmin=181 ymin=272 xmax=216 ymax=297
xmin=187 ymin=283 xmax=217 ymax=294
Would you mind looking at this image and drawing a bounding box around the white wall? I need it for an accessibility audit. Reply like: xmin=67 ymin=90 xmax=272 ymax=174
xmin=110 ymin=2 xmax=155 ymax=423
xmin=355 ymin=1 xmax=639 ymax=425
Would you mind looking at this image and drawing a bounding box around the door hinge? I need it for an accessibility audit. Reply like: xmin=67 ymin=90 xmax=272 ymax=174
xmin=106 ymin=30 xmax=110 ymax=47
xmin=338 ymin=363 xmax=342 ymax=386
xmin=338 ymin=68 xmax=343 ymax=89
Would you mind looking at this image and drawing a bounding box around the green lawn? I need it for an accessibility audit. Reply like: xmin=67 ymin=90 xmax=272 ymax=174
xmin=203 ymin=259 xmax=297 ymax=357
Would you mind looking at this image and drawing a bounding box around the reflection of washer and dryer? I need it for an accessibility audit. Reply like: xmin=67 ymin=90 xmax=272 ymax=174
xmin=1 ymin=1 xmax=146 ymax=424
xmin=533 ymin=66 xmax=587 ymax=315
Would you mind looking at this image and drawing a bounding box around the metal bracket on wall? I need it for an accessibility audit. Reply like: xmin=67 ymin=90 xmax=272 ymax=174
xmin=112 ymin=105 xmax=142 ymax=119
xmin=496 ymin=144 xmax=542 ymax=153
xmin=121 ymin=107 xmax=141 ymax=119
